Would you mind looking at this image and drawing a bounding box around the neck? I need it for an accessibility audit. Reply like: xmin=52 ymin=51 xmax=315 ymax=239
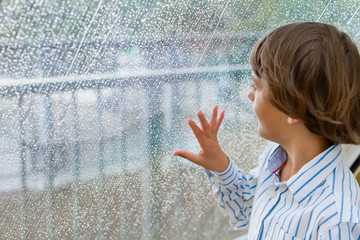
xmin=278 ymin=125 xmax=332 ymax=182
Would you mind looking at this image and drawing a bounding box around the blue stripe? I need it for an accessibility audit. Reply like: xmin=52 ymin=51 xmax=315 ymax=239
xmin=226 ymin=202 xmax=241 ymax=222
xmin=232 ymin=198 xmax=243 ymax=216
xmin=259 ymin=189 xmax=288 ymax=238
xmin=293 ymin=150 xmax=341 ymax=196
xmin=354 ymin=176 xmax=359 ymax=213
xmin=286 ymin=208 xmax=296 ymax=233
xmin=256 ymin=187 xmax=269 ymax=203
xmin=222 ymin=173 xmax=237 ymax=186
xmin=268 ymin=145 xmax=281 ymax=160
xmin=226 ymin=187 xmax=232 ymax=201
xmin=252 ymin=198 xmax=265 ymax=223
xmin=295 ymin=195 xmax=313 ymax=237
xmin=289 ymin=144 xmax=338 ymax=188
xmin=220 ymin=187 xmax=224 ymax=202
xmin=351 ymin=223 xmax=356 ymax=232
xmin=273 ymin=194 xmax=289 ymax=225
xmin=298 ymin=180 xmax=326 ymax=204
xmin=304 ymin=189 xmax=331 ymax=238
xmin=340 ymin=167 xmax=345 ymax=221
xmin=260 ymin=174 xmax=272 ymax=187
xmin=244 ymin=195 xmax=254 ymax=202
xmin=269 ymin=225 xmax=277 ymax=239
xmin=332 ymin=168 xmax=336 ymax=193
xmin=265 ymin=190 xmax=289 ymax=233
xmin=234 ymin=222 xmax=248 ymax=229
xmin=349 ymin=172 xmax=354 ymax=222
xmin=248 ymin=175 xmax=254 ymax=181
xmin=280 ymin=197 xmax=295 ymax=229
xmin=221 ymin=167 xmax=235 ymax=181
xmin=316 ymin=204 xmax=337 ymax=230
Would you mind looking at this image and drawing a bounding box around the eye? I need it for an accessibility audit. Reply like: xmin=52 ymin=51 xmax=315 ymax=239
xmin=250 ymin=83 xmax=256 ymax=91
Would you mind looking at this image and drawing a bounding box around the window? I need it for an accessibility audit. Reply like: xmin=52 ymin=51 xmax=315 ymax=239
xmin=1 ymin=0 xmax=359 ymax=239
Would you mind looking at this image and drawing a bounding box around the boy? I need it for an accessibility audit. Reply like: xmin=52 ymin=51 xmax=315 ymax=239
xmin=173 ymin=22 xmax=360 ymax=239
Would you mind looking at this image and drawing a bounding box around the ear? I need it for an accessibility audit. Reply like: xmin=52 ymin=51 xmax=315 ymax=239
xmin=287 ymin=116 xmax=299 ymax=125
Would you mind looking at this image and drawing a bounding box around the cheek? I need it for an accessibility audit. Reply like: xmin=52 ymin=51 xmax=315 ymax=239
xmin=252 ymin=99 xmax=262 ymax=118
xmin=252 ymin=99 xmax=267 ymax=124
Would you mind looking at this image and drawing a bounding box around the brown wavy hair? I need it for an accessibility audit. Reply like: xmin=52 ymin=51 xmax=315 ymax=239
xmin=250 ymin=22 xmax=360 ymax=144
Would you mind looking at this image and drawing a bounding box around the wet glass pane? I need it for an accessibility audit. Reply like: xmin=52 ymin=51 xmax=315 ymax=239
xmin=0 ymin=0 xmax=359 ymax=239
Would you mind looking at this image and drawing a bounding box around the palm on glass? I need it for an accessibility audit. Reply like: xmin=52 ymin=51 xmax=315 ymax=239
xmin=173 ymin=105 xmax=229 ymax=172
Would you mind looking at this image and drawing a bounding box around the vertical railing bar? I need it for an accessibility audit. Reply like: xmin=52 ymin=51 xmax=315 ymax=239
xmin=71 ymin=90 xmax=81 ymax=239
xmin=43 ymin=93 xmax=55 ymax=240
xmin=45 ymin=93 xmax=56 ymax=239
xmin=215 ymin=72 xmax=221 ymax=108
xmin=145 ymin=79 xmax=163 ymax=239
xmin=169 ymin=80 xmax=182 ymax=239
xmin=18 ymin=95 xmax=28 ymax=240
xmin=232 ymin=71 xmax=241 ymax=126
xmin=141 ymin=85 xmax=150 ymax=240
xmin=195 ymin=79 xmax=202 ymax=110
xmin=169 ymin=81 xmax=180 ymax=149
xmin=95 ymin=88 xmax=105 ymax=240
xmin=118 ymin=86 xmax=128 ymax=239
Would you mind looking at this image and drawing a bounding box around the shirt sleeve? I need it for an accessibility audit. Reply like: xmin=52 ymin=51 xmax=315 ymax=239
xmin=207 ymin=159 xmax=259 ymax=230
xmin=319 ymin=222 xmax=360 ymax=240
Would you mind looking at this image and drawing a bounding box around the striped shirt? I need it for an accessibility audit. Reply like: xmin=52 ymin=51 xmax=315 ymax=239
xmin=207 ymin=143 xmax=360 ymax=239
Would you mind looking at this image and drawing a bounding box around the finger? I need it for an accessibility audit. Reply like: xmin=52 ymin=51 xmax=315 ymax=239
xmin=209 ymin=105 xmax=218 ymax=129
xmin=197 ymin=110 xmax=210 ymax=134
xmin=215 ymin=109 xmax=225 ymax=131
xmin=173 ymin=150 xmax=203 ymax=166
xmin=188 ymin=118 xmax=205 ymax=142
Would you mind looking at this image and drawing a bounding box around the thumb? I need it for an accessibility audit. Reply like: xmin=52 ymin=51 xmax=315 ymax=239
xmin=173 ymin=150 xmax=202 ymax=166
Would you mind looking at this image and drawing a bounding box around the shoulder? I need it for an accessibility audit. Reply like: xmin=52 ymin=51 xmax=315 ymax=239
xmin=319 ymin=159 xmax=360 ymax=234
xmin=326 ymin=159 xmax=360 ymax=221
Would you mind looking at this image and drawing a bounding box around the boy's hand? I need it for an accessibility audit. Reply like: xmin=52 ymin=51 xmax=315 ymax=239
xmin=173 ymin=105 xmax=229 ymax=172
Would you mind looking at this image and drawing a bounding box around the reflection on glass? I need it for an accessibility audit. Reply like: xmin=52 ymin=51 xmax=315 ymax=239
xmin=0 ymin=0 xmax=359 ymax=239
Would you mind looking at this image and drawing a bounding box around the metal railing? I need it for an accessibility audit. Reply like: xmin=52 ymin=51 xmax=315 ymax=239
xmin=0 ymin=60 xmax=256 ymax=239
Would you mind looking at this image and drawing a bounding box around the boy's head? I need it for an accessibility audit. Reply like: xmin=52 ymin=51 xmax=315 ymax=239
xmin=250 ymin=22 xmax=360 ymax=144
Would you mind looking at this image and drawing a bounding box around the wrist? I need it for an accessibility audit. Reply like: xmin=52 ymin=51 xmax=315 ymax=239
xmin=215 ymin=153 xmax=230 ymax=172
xmin=210 ymin=158 xmax=235 ymax=184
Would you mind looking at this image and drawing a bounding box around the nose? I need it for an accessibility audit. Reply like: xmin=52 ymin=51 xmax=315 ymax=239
xmin=248 ymin=89 xmax=254 ymax=102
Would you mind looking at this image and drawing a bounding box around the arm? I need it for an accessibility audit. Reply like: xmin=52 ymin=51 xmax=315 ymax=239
xmin=207 ymin=159 xmax=258 ymax=229
xmin=173 ymin=105 xmax=257 ymax=228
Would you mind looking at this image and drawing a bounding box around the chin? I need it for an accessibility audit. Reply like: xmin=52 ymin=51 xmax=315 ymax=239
xmin=257 ymin=126 xmax=271 ymax=142
xmin=258 ymin=131 xmax=267 ymax=139
xmin=257 ymin=126 xmax=265 ymax=138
